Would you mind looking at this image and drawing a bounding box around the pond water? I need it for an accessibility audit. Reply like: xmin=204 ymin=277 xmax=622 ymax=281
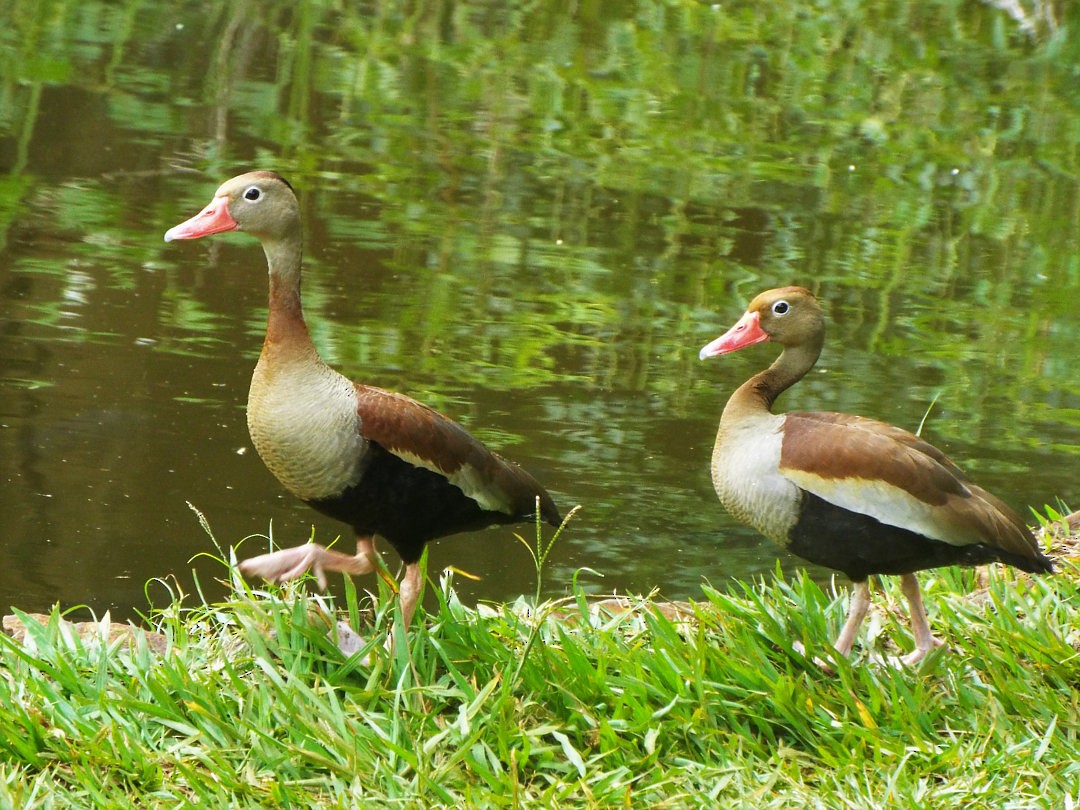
xmin=1 ymin=1 xmax=1078 ymax=620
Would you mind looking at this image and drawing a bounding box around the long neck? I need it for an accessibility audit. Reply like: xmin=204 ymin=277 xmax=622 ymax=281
xmin=260 ymin=227 xmax=317 ymax=357
xmin=723 ymin=337 xmax=822 ymax=420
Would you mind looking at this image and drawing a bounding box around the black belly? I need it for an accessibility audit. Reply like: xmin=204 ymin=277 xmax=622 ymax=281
xmin=306 ymin=442 xmax=522 ymax=564
xmin=787 ymin=491 xmax=1035 ymax=581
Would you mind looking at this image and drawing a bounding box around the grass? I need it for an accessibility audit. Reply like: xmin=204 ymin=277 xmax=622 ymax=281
xmin=0 ymin=511 xmax=1078 ymax=808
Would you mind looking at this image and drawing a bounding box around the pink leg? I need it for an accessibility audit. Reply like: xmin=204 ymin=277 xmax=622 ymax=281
xmin=239 ymin=536 xmax=378 ymax=590
xmin=899 ymin=573 xmax=945 ymax=665
xmin=396 ymin=563 xmax=423 ymax=630
xmin=833 ymin=580 xmax=871 ymax=657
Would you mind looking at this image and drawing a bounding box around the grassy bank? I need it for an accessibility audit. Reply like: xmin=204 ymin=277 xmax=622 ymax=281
xmin=0 ymin=517 xmax=1077 ymax=808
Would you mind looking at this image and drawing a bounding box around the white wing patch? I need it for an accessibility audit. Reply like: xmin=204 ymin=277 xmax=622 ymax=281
xmin=781 ymin=466 xmax=982 ymax=548
xmin=391 ymin=449 xmax=513 ymax=515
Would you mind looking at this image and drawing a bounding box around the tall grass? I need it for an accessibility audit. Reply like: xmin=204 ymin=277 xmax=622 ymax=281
xmin=0 ymin=512 xmax=1077 ymax=808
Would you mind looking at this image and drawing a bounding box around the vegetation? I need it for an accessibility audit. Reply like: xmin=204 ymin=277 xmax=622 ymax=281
xmin=0 ymin=510 xmax=1076 ymax=808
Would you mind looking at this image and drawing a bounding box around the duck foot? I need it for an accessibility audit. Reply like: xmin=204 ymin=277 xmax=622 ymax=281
xmin=239 ymin=537 xmax=378 ymax=590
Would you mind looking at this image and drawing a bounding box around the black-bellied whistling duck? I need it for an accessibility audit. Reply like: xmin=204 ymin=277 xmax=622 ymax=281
xmin=164 ymin=171 xmax=560 ymax=633
xmin=699 ymin=286 xmax=1052 ymax=664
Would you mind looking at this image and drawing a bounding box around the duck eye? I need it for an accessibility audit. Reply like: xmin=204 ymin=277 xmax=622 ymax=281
xmin=772 ymin=300 xmax=790 ymax=315
xmin=243 ymin=186 xmax=262 ymax=201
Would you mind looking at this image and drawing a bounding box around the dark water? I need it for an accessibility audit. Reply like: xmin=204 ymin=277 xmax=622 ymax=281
xmin=1 ymin=1 xmax=1078 ymax=620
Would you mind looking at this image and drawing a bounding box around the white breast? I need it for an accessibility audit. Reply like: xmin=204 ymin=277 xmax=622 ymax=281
xmin=246 ymin=359 xmax=366 ymax=501
xmin=710 ymin=412 xmax=800 ymax=543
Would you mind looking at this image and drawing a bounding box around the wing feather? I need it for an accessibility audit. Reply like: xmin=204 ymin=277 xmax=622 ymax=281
xmin=354 ymin=384 xmax=559 ymax=523
xmin=780 ymin=411 xmax=1038 ymax=561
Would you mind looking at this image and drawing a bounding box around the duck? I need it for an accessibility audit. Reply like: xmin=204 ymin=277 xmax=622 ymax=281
xmin=164 ymin=171 xmax=560 ymax=635
xmin=699 ymin=286 xmax=1052 ymax=664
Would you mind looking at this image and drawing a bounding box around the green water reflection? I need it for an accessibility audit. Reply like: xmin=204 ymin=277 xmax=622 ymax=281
xmin=0 ymin=0 xmax=1077 ymax=618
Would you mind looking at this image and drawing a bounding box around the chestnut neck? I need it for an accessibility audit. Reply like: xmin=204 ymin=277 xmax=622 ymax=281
xmin=723 ymin=334 xmax=823 ymax=421
xmin=259 ymin=226 xmax=317 ymax=357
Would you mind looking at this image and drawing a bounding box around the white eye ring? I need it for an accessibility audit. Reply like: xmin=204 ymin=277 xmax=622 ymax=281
xmin=242 ymin=186 xmax=263 ymax=202
xmin=772 ymin=300 xmax=790 ymax=315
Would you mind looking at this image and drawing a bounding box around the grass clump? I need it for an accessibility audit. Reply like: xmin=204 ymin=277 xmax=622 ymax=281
xmin=0 ymin=512 xmax=1078 ymax=807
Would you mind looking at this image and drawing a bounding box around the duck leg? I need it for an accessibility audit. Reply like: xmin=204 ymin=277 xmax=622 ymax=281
xmin=240 ymin=536 xmax=380 ymax=590
xmin=833 ymin=580 xmax=871 ymax=657
xmin=899 ymin=573 xmax=945 ymax=665
xmin=397 ymin=563 xmax=423 ymax=630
